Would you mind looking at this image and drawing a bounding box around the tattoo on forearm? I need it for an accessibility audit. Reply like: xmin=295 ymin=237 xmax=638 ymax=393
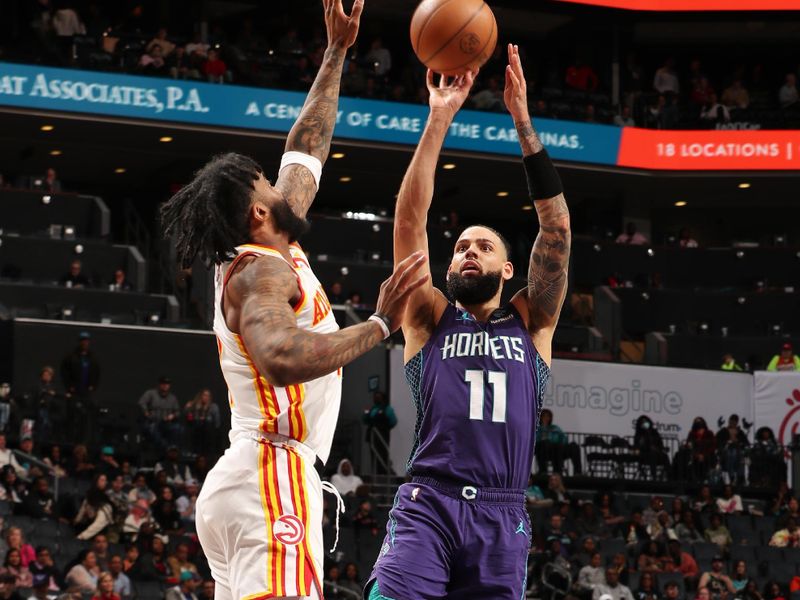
xmin=234 ymin=255 xmax=383 ymax=385
xmin=279 ymin=46 xmax=346 ymax=217
xmin=528 ymin=194 xmax=571 ymax=329
xmin=515 ymin=119 xmax=544 ymax=156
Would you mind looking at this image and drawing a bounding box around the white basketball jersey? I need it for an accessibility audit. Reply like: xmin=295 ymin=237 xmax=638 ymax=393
xmin=213 ymin=243 xmax=342 ymax=464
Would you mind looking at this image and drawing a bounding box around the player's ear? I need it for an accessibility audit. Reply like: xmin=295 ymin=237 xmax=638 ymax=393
xmin=502 ymin=261 xmax=514 ymax=281
xmin=250 ymin=200 xmax=268 ymax=224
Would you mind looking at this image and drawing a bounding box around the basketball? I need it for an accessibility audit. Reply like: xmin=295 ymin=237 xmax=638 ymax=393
xmin=410 ymin=0 xmax=498 ymax=76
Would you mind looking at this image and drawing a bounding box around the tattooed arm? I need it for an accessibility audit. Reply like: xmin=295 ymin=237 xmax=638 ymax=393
xmin=225 ymin=251 xmax=427 ymax=387
xmin=274 ymin=0 xmax=364 ymax=218
xmin=505 ymin=44 xmax=570 ymax=365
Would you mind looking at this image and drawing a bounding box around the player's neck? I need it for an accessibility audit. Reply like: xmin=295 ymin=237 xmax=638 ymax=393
xmin=250 ymin=229 xmax=292 ymax=258
xmin=455 ymin=300 xmax=500 ymax=323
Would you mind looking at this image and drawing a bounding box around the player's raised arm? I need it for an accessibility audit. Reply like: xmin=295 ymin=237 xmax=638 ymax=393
xmin=274 ymin=0 xmax=364 ymax=218
xmin=228 ymin=251 xmax=428 ymax=387
xmin=505 ymin=44 xmax=571 ymax=366
xmin=395 ymin=70 xmax=476 ymax=345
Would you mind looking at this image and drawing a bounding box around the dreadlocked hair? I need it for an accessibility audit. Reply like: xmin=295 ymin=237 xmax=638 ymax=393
xmin=160 ymin=152 xmax=263 ymax=268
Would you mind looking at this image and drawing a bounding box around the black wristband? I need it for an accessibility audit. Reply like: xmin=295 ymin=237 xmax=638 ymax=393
xmin=369 ymin=312 xmax=392 ymax=338
xmin=523 ymin=149 xmax=563 ymax=201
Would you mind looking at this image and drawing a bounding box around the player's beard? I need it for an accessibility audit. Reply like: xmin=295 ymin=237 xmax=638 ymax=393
xmin=270 ymin=197 xmax=310 ymax=243
xmin=446 ymin=269 xmax=503 ymax=306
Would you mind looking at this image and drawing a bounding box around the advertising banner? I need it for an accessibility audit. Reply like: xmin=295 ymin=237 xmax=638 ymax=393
xmin=0 ymin=62 xmax=620 ymax=164
xmin=556 ymin=0 xmax=800 ymax=10
xmin=753 ymin=371 xmax=800 ymax=449
xmin=618 ymin=128 xmax=800 ymax=170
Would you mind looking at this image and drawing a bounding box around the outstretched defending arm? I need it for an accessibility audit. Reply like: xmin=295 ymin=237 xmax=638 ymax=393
xmin=395 ymin=70 xmax=476 ymax=356
xmin=506 ymin=45 xmax=571 ymax=366
xmin=274 ymin=0 xmax=364 ymax=218
xmin=227 ymin=251 xmax=428 ymax=387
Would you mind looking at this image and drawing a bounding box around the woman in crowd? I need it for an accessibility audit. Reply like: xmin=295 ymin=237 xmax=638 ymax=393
xmin=686 ymin=417 xmax=717 ymax=482
xmin=777 ymin=496 xmax=800 ymax=529
xmin=43 ymin=445 xmax=68 ymax=478
xmin=545 ymin=473 xmax=572 ymax=505
xmin=0 ymin=466 xmax=24 ymax=507
xmin=731 ymin=560 xmax=754 ymax=595
xmin=92 ymin=571 xmax=121 ymax=600
xmin=637 ymin=540 xmax=666 ymax=574
xmin=183 ymin=389 xmax=221 ymax=456
xmin=596 ymin=491 xmax=626 ymax=530
xmin=68 ymin=444 xmax=96 ymax=480
xmin=635 ymin=572 xmax=661 ymax=600
xmin=4 ymin=527 xmax=35 ymax=567
xmin=75 ymin=473 xmax=115 ymax=540
xmin=339 ymin=562 xmax=362 ymax=597
xmin=763 ymin=581 xmax=786 ymax=600
xmin=634 ymin=415 xmax=669 ymax=480
xmin=704 ymin=513 xmax=732 ymax=552
xmin=693 ymin=485 xmax=715 ymax=513
xmin=716 ymin=484 xmax=743 ymax=514
xmin=750 ymin=427 xmax=785 ymax=488
xmin=65 ymin=549 xmax=100 ymax=594
xmin=0 ymin=548 xmax=32 ymax=588
xmin=536 ymin=409 xmax=568 ymax=474
xmin=675 ymin=509 xmax=704 ymax=544
xmin=716 ymin=414 xmax=748 ymax=485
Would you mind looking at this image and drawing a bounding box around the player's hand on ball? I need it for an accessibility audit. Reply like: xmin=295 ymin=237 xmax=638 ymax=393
xmin=504 ymin=43 xmax=528 ymax=120
xmin=375 ymin=251 xmax=429 ymax=332
xmin=324 ymin=0 xmax=364 ymax=50
xmin=426 ymin=68 xmax=477 ymax=121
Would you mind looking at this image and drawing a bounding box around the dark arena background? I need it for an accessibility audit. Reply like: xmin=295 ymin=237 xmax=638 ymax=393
xmin=2 ymin=0 xmax=800 ymax=598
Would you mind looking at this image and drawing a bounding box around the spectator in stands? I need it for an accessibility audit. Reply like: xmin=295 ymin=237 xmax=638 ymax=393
xmin=643 ymin=496 xmax=665 ymax=528
xmin=133 ymin=536 xmax=168 ymax=582
xmin=138 ymin=44 xmax=166 ymax=74
xmin=677 ymin=228 xmax=699 ymax=248
xmin=686 ymin=417 xmax=716 ymax=482
xmin=675 ymin=509 xmax=703 ymax=544
xmin=653 ymin=58 xmax=679 ymax=95
xmin=155 ymin=447 xmax=184 ymax=487
xmin=777 ymin=496 xmax=800 ymax=529
xmin=731 ymin=560 xmax=753 ymax=596
xmin=352 ymin=499 xmax=379 ymax=536
xmin=23 ymin=477 xmax=56 ymax=519
xmin=663 ymin=581 xmax=681 ymax=600
xmin=704 ymin=513 xmax=732 ymax=552
xmin=330 ymin=458 xmax=363 ymax=497
xmin=165 ymin=571 xmax=199 ymax=600
xmin=536 ymin=409 xmax=568 ymax=474
xmin=363 ymin=392 xmax=396 ymax=475
xmin=634 ymin=572 xmax=660 ymax=600
xmin=592 ymin=567 xmax=634 ymax=600
xmin=0 ymin=436 xmax=26 ymax=477
xmin=573 ymin=536 xmax=598 ymax=568
xmin=618 ymin=508 xmax=648 ymax=548
xmin=637 ymin=540 xmax=666 ymax=574
xmin=763 ymin=581 xmax=786 ymax=600
xmin=30 ymin=366 xmax=57 ymax=442
xmin=471 ymin=76 xmax=504 ymax=111
xmin=341 ymin=60 xmax=367 ymax=96
xmin=544 ymin=514 xmax=573 ymax=555
xmin=91 ymin=536 xmax=110 ymax=572
xmin=722 ymin=79 xmax=750 ymax=109
xmin=663 ymin=538 xmax=699 ymax=584
xmin=634 ymin=417 xmax=669 ymax=480
xmin=31 ymin=168 xmax=61 ymax=193
xmin=167 ymin=46 xmax=193 ymax=80
xmin=3 ymin=530 xmax=33 ymax=569
xmin=716 ymin=484 xmax=743 ymax=514
xmin=0 ymin=550 xmax=32 ymax=589
xmin=546 ymin=473 xmax=572 ymax=505
xmin=107 ymin=475 xmax=128 ymax=517
xmin=65 ymin=550 xmax=99 ymax=594
xmin=717 ymin=415 xmax=748 ymax=486
xmin=146 ymin=28 xmax=174 ymax=57
xmin=108 ymin=270 xmax=131 ymax=292
xmin=60 ymin=260 xmax=90 ymax=289
xmin=166 ymin=542 xmax=198 ymax=581
xmin=690 ymin=76 xmax=714 ymax=107
xmin=139 ymin=377 xmax=181 ymax=452
xmin=197 ymin=580 xmax=214 ymax=600
xmin=769 ymin=517 xmax=800 ymax=547
xmin=29 ymin=572 xmax=52 ymax=600
xmin=74 ymin=474 xmax=115 ymax=540
xmin=175 ymin=479 xmax=198 ymax=526
xmin=96 ymin=447 xmax=121 ymax=481
xmin=616 ymin=222 xmax=648 ymax=245
xmin=92 ymin=571 xmax=119 ymax=600
xmin=28 ymin=546 xmax=60 ymax=593
xmin=67 ymin=444 xmax=95 ymax=480
xmin=699 ymin=556 xmax=736 ymax=597
xmin=750 ymin=426 xmax=784 ymax=487
xmin=121 ymin=545 xmax=138 ymax=575
xmin=767 ymin=342 xmax=800 ymax=371
xmin=127 ymin=474 xmax=155 ymax=506
xmin=693 ymin=485 xmax=715 ymax=513
xmin=183 ymin=389 xmax=220 ymax=456
xmin=577 ymin=551 xmax=605 ymax=594
xmin=566 ymin=59 xmax=599 ymax=92
xmin=613 ymin=105 xmax=635 ymax=127
xmin=365 ymin=38 xmax=392 ymax=77
xmin=0 ymin=466 xmax=24 ymax=506
xmin=700 ymin=92 xmax=731 ymax=125
xmin=153 ymin=498 xmax=183 ymax=538
xmin=720 ymin=354 xmax=743 ymax=371
xmin=648 ymin=511 xmax=676 ymax=544
xmin=669 ymin=497 xmax=685 ymax=525
xmin=338 ymin=563 xmax=361 ymax=597
xmin=203 ymin=49 xmax=228 ymax=84
xmin=596 ymin=492 xmax=625 ymax=530
xmin=61 ymin=332 xmax=100 ymax=444
xmin=576 ymin=502 xmax=609 ymax=539
xmin=779 ymin=74 xmax=798 ymax=108
xmin=0 ymin=573 xmax=22 ymax=600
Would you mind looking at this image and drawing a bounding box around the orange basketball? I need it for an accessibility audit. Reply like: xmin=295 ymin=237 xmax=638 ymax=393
xmin=410 ymin=0 xmax=498 ymax=77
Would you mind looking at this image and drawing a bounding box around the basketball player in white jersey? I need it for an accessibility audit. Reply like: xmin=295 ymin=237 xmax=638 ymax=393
xmin=160 ymin=2 xmax=429 ymax=598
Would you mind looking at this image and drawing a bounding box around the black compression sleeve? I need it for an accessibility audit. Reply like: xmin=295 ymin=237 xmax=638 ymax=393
xmin=523 ymin=149 xmax=563 ymax=201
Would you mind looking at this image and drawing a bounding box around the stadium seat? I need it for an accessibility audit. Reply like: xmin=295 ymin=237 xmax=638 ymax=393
xmin=693 ymin=542 xmax=720 ymax=561
xmin=730 ymin=545 xmax=757 ymax=563
xmin=756 ymin=546 xmax=783 ymax=562
xmin=598 ymin=538 xmax=626 ymax=558
xmin=134 ymin=581 xmax=163 ymax=599
xmin=765 ymin=560 xmax=797 ymax=582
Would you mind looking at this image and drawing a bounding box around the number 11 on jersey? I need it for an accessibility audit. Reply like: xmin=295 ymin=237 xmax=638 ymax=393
xmin=465 ymin=370 xmax=507 ymax=423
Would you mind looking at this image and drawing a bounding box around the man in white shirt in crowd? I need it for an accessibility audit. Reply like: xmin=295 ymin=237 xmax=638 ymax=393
xmin=592 ymin=567 xmax=635 ymax=600
xmin=653 ymin=58 xmax=679 ymax=95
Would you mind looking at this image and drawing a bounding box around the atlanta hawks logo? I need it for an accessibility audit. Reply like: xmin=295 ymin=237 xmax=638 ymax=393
xmin=273 ymin=514 xmax=305 ymax=546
